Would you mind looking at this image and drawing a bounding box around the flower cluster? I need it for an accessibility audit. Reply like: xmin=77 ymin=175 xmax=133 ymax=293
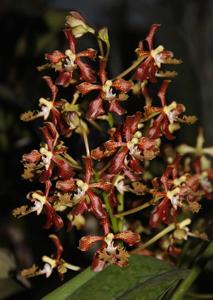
xmin=13 ymin=11 xmax=212 ymax=278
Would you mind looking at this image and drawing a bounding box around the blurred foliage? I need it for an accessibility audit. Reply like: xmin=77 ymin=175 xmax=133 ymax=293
xmin=0 ymin=249 xmax=23 ymax=299
xmin=0 ymin=4 xmax=71 ymax=299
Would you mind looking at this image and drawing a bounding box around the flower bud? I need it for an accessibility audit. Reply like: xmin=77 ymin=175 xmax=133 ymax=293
xmin=66 ymin=11 xmax=95 ymax=38
xmin=63 ymin=111 xmax=80 ymax=130
xmin=173 ymin=228 xmax=188 ymax=240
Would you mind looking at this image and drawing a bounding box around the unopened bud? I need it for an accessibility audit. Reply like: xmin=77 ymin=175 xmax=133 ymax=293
xmin=173 ymin=228 xmax=188 ymax=240
xmin=63 ymin=111 xmax=80 ymax=129
xmin=66 ymin=11 xmax=95 ymax=38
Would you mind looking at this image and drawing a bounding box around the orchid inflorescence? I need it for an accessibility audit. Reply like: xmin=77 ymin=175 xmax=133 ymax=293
xmin=13 ymin=11 xmax=213 ymax=279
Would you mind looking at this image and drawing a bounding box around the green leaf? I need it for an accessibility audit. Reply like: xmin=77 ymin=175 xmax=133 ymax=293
xmin=42 ymin=255 xmax=188 ymax=300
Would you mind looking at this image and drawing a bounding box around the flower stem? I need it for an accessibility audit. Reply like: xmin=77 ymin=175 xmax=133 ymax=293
xmin=114 ymin=54 xmax=147 ymax=79
xmin=97 ymin=161 xmax=111 ymax=176
xmin=115 ymin=201 xmax=152 ymax=218
xmin=82 ymin=131 xmax=90 ymax=157
xmin=117 ymin=193 xmax=124 ymax=231
xmin=103 ymin=192 xmax=118 ymax=233
xmin=133 ymin=218 xmax=191 ymax=253
xmin=62 ymin=153 xmax=82 ymax=170
xmin=87 ymin=119 xmax=103 ymax=132
xmin=98 ymin=39 xmax=104 ymax=57
xmin=71 ymin=91 xmax=80 ymax=105
xmin=170 ymin=267 xmax=200 ymax=300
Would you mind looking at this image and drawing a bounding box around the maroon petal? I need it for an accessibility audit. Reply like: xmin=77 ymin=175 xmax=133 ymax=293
xmin=149 ymin=61 xmax=157 ymax=83
xmin=129 ymin=159 xmax=144 ymax=173
xmin=123 ymin=111 xmax=142 ymax=142
xmin=162 ymin=117 xmax=175 ymax=140
xmin=87 ymin=189 xmax=107 ymax=219
xmin=108 ymin=100 xmax=126 ymax=115
xmin=23 ymin=150 xmax=41 ymax=163
xmin=76 ymin=59 xmax=96 ymax=83
xmin=112 ymin=79 xmax=132 ymax=93
xmin=52 ymin=156 xmax=75 ymax=179
xmin=134 ymin=65 xmax=147 ymax=82
xmin=104 ymin=140 xmax=121 ymax=152
xmin=44 ymin=180 xmax=52 ymax=197
xmin=45 ymin=50 xmax=66 ymax=64
xmin=100 ymin=173 xmax=115 ymax=181
xmin=90 ymin=181 xmax=112 ymax=192
xmin=135 ymin=56 xmax=153 ymax=82
xmin=108 ymin=190 xmax=118 ymax=207
xmin=87 ymin=190 xmax=110 ymax=234
xmin=145 ymin=24 xmax=161 ymax=50
xmin=63 ymin=29 xmax=76 ymax=53
xmin=55 ymin=71 xmax=72 ymax=87
xmin=144 ymin=105 xmax=161 ymax=118
xmin=72 ymin=200 xmax=88 ymax=216
xmin=152 ymin=177 xmax=160 ymax=189
xmin=83 ymin=156 xmax=93 ymax=184
xmin=77 ymin=82 xmax=101 ymax=95
xmin=109 ymin=147 xmax=129 ymax=174
xmin=87 ymin=97 xmax=104 ymax=119
xmin=161 ymin=155 xmax=181 ymax=191
xmin=141 ymin=81 xmax=151 ymax=100
xmin=91 ymin=147 xmax=105 ymax=160
xmin=40 ymin=122 xmax=59 ymax=151
xmin=114 ymin=231 xmax=141 ymax=246
xmin=79 ymin=236 xmax=103 ymax=251
xmin=56 ymin=178 xmax=76 ymax=192
xmin=77 ymin=48 xmax=97 ymax=59
xmin=110 ymin=128 xmax=123 ymax=143
xmin=50 ymin=107 xmax=61 ymax=127
xmin=43 ymin=76 xmax=58 ymax=101
xmin=123 ymin=169 xmax=141 ymax=181
xmin=45 ymin=122 xmax=59 ymax=144
xmin=53 ymin=212 xmax=64 ymax=231
xmin=91 ymin=251 xmax=106 ymax=272
xmin=99 ymin=218 xmax=110 ymax=235
xmin=49 ymin=234 xmax=63 ymax=260
xmin=99 ymin=59 xmax=107 ymax=85
xmin=158 ymin=80 xmax=170 ymax=107
xmin=43 ymin=202 xmax=64 ymax=231
xmin=147 ymin=114 xmax=164 ymax=139
xmin=149 ymin=197 xmax=172 ymax=228
xmin=39 ymin=166 xmax=53 ymax=183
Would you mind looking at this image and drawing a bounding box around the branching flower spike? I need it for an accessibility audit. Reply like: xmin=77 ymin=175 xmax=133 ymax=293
xmin=13 ymin=11 xmax=212 ymax=278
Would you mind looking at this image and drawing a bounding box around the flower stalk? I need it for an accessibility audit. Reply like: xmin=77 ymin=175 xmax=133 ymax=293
xmin=133 ymin=218 xmax=191 ymax=252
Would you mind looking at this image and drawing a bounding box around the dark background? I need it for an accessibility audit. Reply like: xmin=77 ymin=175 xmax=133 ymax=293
xmin=0 ymin=0 xmax=213 ymax=299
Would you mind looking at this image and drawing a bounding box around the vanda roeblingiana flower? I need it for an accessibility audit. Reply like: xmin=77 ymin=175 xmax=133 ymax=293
xmin=13 ymin=11 xmax=212 ymax=279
